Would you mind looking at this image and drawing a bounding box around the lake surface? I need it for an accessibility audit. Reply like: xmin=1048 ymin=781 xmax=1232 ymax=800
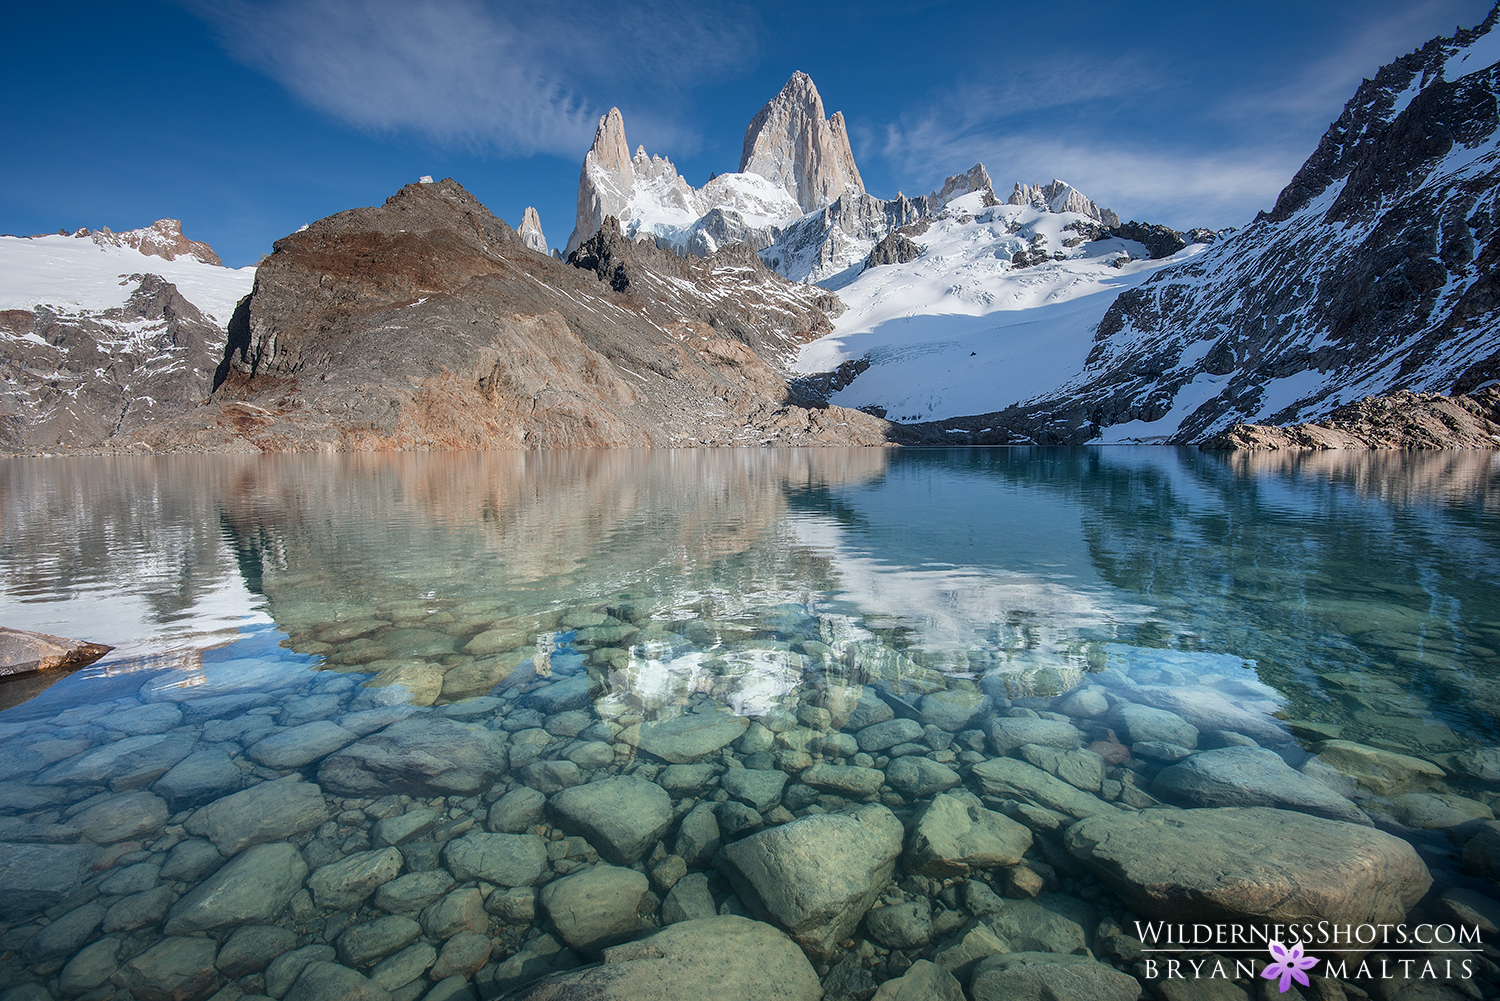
xmin=1 ymin=447 xmax=1497 ymax=1000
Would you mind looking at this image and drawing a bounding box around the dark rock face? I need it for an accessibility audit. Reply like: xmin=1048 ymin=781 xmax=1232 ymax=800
xmin=1106 ymin=221 xmax=1187 ymax=260
xmin=987 ymin=9 xmax=1500 ymax=445
xmin=0 ymin=276 xmax=231 ymax=453
xmin=117 ymin=180 xmax=900 ymax=451
xmin=864 ymin=234 xmax=922 ymax=269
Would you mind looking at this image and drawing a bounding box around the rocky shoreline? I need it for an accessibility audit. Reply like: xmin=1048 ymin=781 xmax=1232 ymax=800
xmin=0 ymin=598 xmax=1495 ymax=1001
xmin=1200 ymin=387 xmax=1500 ymax=450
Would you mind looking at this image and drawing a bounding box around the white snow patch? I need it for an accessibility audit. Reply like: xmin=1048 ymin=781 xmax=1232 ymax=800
xmin=797 ymin=202 xmax=1199 ymax=421
xmin=0 ymin=234 xmax=255 ymax=324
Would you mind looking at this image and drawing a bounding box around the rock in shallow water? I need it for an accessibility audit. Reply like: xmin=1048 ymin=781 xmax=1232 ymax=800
xmin=969 ymin=952 xmax=1140 ymax=1001
xmin=307 ymin=847 xmax=404 ymax=909
xmin=872 ymin=959 xmax=964 ymax=1001
xmin=442 ymin=831 xmax=549 ymax=886
xmin=0 ymin=841 xmax=96 ymax=918
xmin=113 ymin=935 xmax=220 ymax=1001
xmin=164 ymin=842 xmax=309 ymax=935
xmin=505 ymin=916 xmax=820 ymax=1001
xmin=318 ymin=718 xmax=508 ymax=797
xmin=548 ymin=776 xmax=672 ymax=865
xmin=904 ymin=791 xmax=1032 ymax=878
xmin=184 ymin=776 xmax=331 ymax=855
xmin=1066 ymin=806 xmax=1431 ymax=957
xmin=627 ymin=710 xmax=750 ymax=763
xmin=717 ymin=804 xmax=903 ymax=959
xmin=539 ymin=863 xmax=650 ymax=955
xmin=1151 ymin=746 xmax=1369 ymax=824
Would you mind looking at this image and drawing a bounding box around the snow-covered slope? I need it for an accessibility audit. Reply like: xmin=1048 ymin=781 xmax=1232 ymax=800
xmin=0 ymin=229 xmax=254 ymax=324
xmin=792 ymin=192 xmax=1204 ymax=423
xmin=995 ymin=8 xmax=1500 ymax=444
xmin=0 ymin=225 xmax=255 ymax=453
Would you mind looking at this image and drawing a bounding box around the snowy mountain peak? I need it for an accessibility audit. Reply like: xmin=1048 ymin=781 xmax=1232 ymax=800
xmin=590 ymin=107 xmax=633 ymax=176
xmin=519 ymin=207 xmax=547 ymax=254
xmin=565 ymin=107 xmax=639 ymax=256
xmin=1007 ymin=180 xmax=1120 ymax=228
xmin=936 ymin=164 xmax=999 ymax=206
xmin=739 ymin=71 xmax=865 ymax=213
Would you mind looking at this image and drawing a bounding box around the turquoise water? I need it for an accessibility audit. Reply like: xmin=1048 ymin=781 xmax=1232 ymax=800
xmin=0 ymin=447 xmax=1496 ymax=999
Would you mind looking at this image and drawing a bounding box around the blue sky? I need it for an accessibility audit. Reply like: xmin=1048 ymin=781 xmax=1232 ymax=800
xmin=4 ymin=0 xmax=1491 ymax=267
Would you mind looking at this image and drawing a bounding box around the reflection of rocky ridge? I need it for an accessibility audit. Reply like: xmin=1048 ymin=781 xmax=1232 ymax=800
xmin=115 ymin=179 xmax=898 ymax=451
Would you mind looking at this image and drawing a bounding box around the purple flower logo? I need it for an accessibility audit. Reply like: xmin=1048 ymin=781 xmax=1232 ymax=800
xmin=1262 ymin=940 xmax=1319 ymax=993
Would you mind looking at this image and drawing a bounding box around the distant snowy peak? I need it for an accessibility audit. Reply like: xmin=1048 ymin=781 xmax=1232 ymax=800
xmin=739 ymin=70 xmax=865 ymax=213
xmin=1008 ymin=181 xmax=1120 ymax=228
xmin=564 ymin=72 xmax=871 ymax=260
xmin=561 ymin=104 xmax=803 ymax=258
xmin=519 ymin=207 xmax=548 ymax=254
xmin=13 ymin=219 xmax=225 ymax=267
xmin=935 ymin=164 xmax=999 ymax=206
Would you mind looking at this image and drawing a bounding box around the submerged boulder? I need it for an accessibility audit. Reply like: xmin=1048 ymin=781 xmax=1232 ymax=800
xmin=717 ymin=804 xmax=903 ymax=959
xmin=318 ymin=718 xmax=507 ymax=797
xmin=505 ymin=916 xmax=820 ymax=1000
xmin=1151 ymin=746 xmax=1369 ymax=824
xmin=1066 ymin=807 xmax=1430 ymax=958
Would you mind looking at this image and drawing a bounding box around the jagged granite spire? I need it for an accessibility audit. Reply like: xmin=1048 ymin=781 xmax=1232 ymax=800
xmin=519 ymin=207 xmax=547 ymax=254
xmin=740 ymin=71 xmax=864 ymax=214
xmin=565 ymin=108 xmax=635 ymax=256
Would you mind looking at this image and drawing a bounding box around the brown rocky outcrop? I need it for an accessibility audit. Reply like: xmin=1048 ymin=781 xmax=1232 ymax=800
xmin=1200 ymin=387 xmax=1500 ymax=449
xmin=82 ymin=219 xmax=223 ymax=265
xmin=740 ymin=71 xmax=865 ymax=214
xmin=113 ymin=179 xmax=900 ymax=452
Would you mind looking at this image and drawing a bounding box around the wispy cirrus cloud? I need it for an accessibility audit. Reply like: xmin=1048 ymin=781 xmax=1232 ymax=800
xmin=182 ymin=0 xmax=760 ymax=158
xmin=868 ymin=0 xmax=1489 ymax=229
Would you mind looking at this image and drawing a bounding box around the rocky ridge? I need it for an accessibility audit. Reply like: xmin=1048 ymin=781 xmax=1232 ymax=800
xmin=560 ymin=72 xmax=1136 ymax=288
xmin=981 ymin=8 xmax=1500 ymax=444
xmin=0 ymin=275 xmax=234 ymax=453
xmin=6 ymin=219 xmax=226 ymax=267
xmin=107 ymin=179 xmax=903 ymax=452
xmin=1007 ymin=181 xmax=1119 ymax=228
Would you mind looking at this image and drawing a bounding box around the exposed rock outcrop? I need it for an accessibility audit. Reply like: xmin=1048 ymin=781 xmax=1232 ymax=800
xmin=80 ymin=219 xmax=223 ymax=266
xmin=864 ymin=233 xmax=923 ymax=269
xmin=111 ymin=180 xmax=900 ymax=452
xmin=1106 ymin=221 xmax=1187 ymax=260
xmin=1201 ymin=387 xmax=1500 ymax=448
xmin=740 ymin=71 xmax=865 ymax=213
